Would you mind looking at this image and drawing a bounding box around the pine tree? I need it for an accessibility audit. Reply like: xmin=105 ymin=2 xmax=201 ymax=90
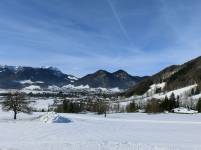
xmin=160 ymin=96 xmax=169 ymax=111
xmin=169 ymin=92 xmax=177 ymax=111
xmin=170 ymin=93 xmax=176 ymax=101
xmin=177 ymin=95 xmax=180 ymax=101
xmin=196 ymin=98 xmax=201 ymax=113
xmin=195 ymin=87 xmax=200 ymax=95
xmin=126 ymin=101 xmax=137 ymax=112
xmin=1 ymin=92 xmax=33 ymax=120
xmin=176 ymin=99 xmax=180 ymax=108
xmin=176 ymin=95 xmax=180 ymax=108
xmin=191 ymin=88 xmax=195 ymax=96
xmin=161 ymin=93 xmax=178 ymax=112
xmin=61 ymin=100 xmax=85 ymax=113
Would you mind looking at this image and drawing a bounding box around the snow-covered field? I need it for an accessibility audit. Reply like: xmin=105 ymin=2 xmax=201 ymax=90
xmin=0 ymin=110 xmax=201 ymax=150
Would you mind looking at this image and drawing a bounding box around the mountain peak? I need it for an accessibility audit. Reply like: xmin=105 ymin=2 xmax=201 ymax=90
xmin=41 ymin=66 xmax=61 ymax=72
xmin=113 ymin=70 xmax=129 ymax=75
xmin=75 ymin=69 xmax=145 ymax=89
xmin=0 ymin=65 xmax=24 ymax=73
xmin=113 ymin=70 xmax=131 ymax=79
xmin=95 ymin=70 xmax=110 ymax=75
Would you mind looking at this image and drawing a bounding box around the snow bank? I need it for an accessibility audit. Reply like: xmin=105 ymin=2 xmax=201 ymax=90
xmin=173 ymin=107 xmax=198 ymax=114
xmin=40 ymin=112 xmax=71 ymax=123
xmin=146 ymin=82 xmax=166 ymax=95
xmin=109 ymin=87 xmax=121 ymax=92
xmin=149 ymin=84 xmax=197 ymax=100
xmin=19 ymin=80 xmax=44 ymax=84
xmin=20 ymin=80 xmax=34 ymax=84
xmin=67 ymin=75 xmax=78 ymax=80
xmin=192 ymin=93 xmax=201 ymax=100
xmin=47 ymin=84 xmax=120 ymax=93
xmin=48 ymin=85 xmax=61 ymax=91
xmin=24 ymin=85 xmax=41 ymax=90
xmin=62 ymin=84 xmax=90 ymax=89
xmin=150 ymin=82 xmax=166 ymax=90
xmin=74 ymin=85 xmax=90 ymax=89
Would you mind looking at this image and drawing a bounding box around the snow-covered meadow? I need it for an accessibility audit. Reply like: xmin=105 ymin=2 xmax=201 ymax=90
xmin=0 ymin=83 xmax=201 ymax=150
xmin=0 ymin=109 xmax=201 ymax=150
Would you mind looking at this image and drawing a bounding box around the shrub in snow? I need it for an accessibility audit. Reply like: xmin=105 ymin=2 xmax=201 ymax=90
xmin=126 ymin=101 xmax=137 ymax=112
xmin=145 ymin=98 xmax=162 ymax=113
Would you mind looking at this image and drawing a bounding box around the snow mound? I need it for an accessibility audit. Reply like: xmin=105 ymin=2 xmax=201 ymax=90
xmin=40 ymin=112 xmax=71 ymax=123
xmin=48 ymin=85 xmax=61 ymax=91
xmin=19 ymin=80 xmax=44 ymax=84
xmin=67 ymin=75 xmax=78 ymax=80
xmin=19 ymin=80 xmax=34 ymax=84
xmin=173 ymin=107 xmax=198 ymax=114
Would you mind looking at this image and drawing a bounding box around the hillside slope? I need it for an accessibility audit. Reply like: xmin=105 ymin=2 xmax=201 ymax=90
xmin=125 ymin=56 xmax=201 ymax=96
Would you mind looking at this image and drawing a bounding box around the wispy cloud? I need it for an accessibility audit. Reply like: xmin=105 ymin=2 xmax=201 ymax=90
xmin=0 ymin=0 xmax=201 ymax=77
xmin=107 ymin=0 xmax=132 ymax=44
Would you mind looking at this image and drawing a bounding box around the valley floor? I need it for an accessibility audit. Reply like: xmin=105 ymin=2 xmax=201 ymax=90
xmin=0 ymin=111 xmax=201 ymax=150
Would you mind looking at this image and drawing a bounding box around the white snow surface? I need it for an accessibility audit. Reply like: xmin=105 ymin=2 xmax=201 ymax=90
xmin=20 ymin=80 xmax=34 ymax=84
xmin=94 ymin=87 xmax=121 ymax=92
xmin=150 ymin=82 xmax=166 ymax=90
xmin=0 ymin=109 xmax=201 ymax=150
xmin=132 ymin=84 xmax=198 ymax=102
xmin=23 ymin=85 xmax=41 ymax=90
xmin=62 ymin=84 xmax=90 ymax=89
xmin=192 ymin=93 xmax=201 ymax=100
xmin=40 ymin=112 xmax=71 ymax=123
xmin=67 ymin=75 xmax=78 ymax=80
xmin=48 ymin=85 xmax=61 ymax=91
xmin=31 ymin=99 xmax=55 ymax=111
xmin=109 ymin=87 xmax=121 ymax=92
xmin=19 ymin=80 xmax=44 ymax=84
xmin=173 ymin=107 xmax=198 ymax=114
xmin=154 ymin=84 xmax=197 ymax=99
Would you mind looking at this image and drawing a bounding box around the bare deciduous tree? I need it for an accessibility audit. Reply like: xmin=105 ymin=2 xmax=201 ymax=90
xmin=1 ymin=92 xmax=33 ymax=120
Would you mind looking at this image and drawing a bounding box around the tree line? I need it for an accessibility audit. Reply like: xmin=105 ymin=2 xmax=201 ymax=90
xmin=1 ymin=91 xmax=201 ymax=120
xmin=55 ymin=100 xmax=109 ymax=117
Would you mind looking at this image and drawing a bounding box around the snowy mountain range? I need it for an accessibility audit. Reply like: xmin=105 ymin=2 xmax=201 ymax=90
xmin=0 ymin=65 xmax=145 ymax=90
xmin=0 ymin=66 xmax=78 ymax=89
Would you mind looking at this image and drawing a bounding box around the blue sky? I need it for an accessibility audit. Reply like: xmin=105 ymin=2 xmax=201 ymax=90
xmin=0 ymin=0 xmax=201 ymax=77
